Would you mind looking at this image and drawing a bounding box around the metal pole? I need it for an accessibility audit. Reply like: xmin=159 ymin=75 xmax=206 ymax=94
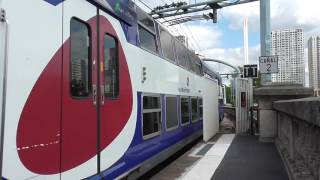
xmin=260 ymin=0 xmax=271 ymax=85
xmin=243 ymin=17 xmax=249 ymax=65
xmin=250 ymin=107 xmax=254 ymax=135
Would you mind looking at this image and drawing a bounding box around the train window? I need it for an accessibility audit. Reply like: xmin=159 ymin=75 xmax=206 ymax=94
xmin=138 ymin=25 xmax=158 ymax=53
xmin=70 ymin=18 xmax=91 ymax=97
xmin=191 ymin=97 xmax=199 ymax=122
xmin=176 ymin=41 xmax=190 ymax=70
xmin=137 ymin=7 xmax=155 ymax=34
xmin=189 ymin=53 xmax=202 ymax=75
xmin=165 ymin=96 xmax=179 ymax=131
xmin=142 ymin=95 xmax=162 ymax=139
xmin=137 ymin=7 xmax=158 ymax=54
xmin=143 ymin=96 xmax=161 ymax=109
xmin=180 ymin=97 xmax=190 ymax=125
xmin=104 ymin=34 xmax=119 ymax=98
xmin=195 ymin=62 xmax=203 ymax=75
xmin=198 ymin=97 xmax=203 ymax=120
xmin=189 ymin=53 xmax=197 ymax=73
xmin=160 ymin=27 xmax=176 ymax=62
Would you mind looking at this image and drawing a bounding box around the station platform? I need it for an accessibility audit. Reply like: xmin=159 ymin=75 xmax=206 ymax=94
xmin=212 ymin=135 xmax=289 ymax=180
xmin=145 ymin=134 xmax=289 ymax=180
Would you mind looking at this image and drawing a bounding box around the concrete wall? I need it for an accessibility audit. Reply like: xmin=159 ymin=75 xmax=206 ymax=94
xmin=274 ymin=97 xmax=320 ymax=180
xmin=254 ymin=85 xmax=313 ymax=142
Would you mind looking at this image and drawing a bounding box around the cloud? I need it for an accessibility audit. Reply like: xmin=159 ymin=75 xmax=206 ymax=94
xmin=221 ymin=0 xmax=320 ymax=40
xmin=200 ymin=44 xmax=260 ymax=86
xmin=201 ymin=44 xmax=260 ymax=73
xmin=218 ymin=0 xmax=318 ymax=86
xmin=184 ymin=24 xmax=222 ymax=51
xmin=134 ymin=0 xmax=315 ymax=86
xmin=220 ymin=1 xmax=260 ymax=32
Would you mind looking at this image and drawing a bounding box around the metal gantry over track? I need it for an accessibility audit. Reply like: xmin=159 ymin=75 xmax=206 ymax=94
xmin=149 ymin=0 xmax=258 ymax=24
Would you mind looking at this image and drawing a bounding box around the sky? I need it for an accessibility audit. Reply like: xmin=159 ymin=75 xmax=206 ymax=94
xmin=134 ymin=0 xmax=320 ymax=86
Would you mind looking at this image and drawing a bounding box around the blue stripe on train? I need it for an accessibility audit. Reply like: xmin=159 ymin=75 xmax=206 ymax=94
xmin=87 ymin=92 xmax=203 ymax=179
xmin=43 ymin=0 xmax=64 ymax=6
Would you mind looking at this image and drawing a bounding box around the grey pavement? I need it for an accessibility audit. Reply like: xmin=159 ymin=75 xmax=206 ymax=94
xmin=219 ymin=113 xmax=235 ymax=134
xmin=212 ymin=135 xmax=289 ymax=180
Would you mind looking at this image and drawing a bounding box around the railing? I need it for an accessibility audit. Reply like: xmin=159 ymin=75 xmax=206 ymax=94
xmin=274 ymin=98 xmax=320 ymax=180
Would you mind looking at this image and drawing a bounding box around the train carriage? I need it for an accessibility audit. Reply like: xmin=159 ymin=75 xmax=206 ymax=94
xmin=0 ymin=0 xmax=220 ymax=179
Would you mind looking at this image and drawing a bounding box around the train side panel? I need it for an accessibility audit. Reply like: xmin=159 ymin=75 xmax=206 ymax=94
xmin=91 ymin=10 xmax=219 ymax=178
xmin=2 ymin=0 xmax=63 ymax=179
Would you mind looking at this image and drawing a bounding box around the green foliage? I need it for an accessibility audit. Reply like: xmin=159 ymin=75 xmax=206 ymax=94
xmin=253 ymin=73 xmax=261 ymax=87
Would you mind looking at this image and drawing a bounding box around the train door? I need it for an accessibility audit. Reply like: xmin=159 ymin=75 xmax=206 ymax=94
xmin=61 ymin=1 xmax=99 ymax=179
xmin=97 ymin=10 xmax=133 ymax=171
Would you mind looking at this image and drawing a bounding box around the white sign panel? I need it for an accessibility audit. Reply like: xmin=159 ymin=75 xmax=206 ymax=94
xmin=259 ymin=56 xmax=278 ymax=74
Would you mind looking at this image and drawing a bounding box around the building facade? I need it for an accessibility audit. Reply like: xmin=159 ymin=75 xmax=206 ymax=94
xmin=308 ymin=36 xmax=320 ymax=96
xmin=271 ymin=29 xmax=305 ymax=86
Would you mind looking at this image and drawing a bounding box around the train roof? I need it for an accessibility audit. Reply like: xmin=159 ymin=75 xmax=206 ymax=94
xmin=89 ymin=0 xmax=221 ymax=83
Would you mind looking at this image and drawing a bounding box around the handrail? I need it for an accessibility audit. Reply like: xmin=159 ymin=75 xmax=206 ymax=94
xmin=201 ymin=58 xmax=241 ymax=77
xmin=201 ymin=61 xmax=222 ymax=85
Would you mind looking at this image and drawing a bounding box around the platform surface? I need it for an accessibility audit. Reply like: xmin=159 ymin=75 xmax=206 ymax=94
xmin=212 ymin=135 xmax=289 ymax=180
xmin=148 ymin=133 xmax=234 ymax=180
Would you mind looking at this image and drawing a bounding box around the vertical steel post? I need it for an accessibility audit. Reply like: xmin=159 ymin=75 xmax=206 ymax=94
xmin=0 ymin=7 xmax=7 ymax=178
xmin=243 ymin=17 xmax=249 ymax=65
xmin=250 ymin=107 xmax=254 ymax=135
xmin=260 ymin=0 xmax=271 ymax=85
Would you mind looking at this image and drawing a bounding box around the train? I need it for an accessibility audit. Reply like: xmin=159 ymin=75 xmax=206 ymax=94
xmin=0 ymin=0 xmax=221 ymax=179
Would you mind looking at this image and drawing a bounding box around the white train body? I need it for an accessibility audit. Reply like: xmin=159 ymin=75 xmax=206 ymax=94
xmin=0 ymin=0 xmax=220 ymax=179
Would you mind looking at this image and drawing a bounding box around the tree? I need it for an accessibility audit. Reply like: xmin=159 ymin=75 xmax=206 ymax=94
xmin=253 ymin=72 xmax=261 ymax=87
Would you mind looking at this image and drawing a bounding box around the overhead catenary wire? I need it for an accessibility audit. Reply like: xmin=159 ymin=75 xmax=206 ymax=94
xmin=184 ymin=24 xmax=203 ymax=51
xmin=136 ymin=0 xmax=183 ymax=37
xmin=137 ymin=0 xmax=198 ymax=50
xmin=162 ymin=0 xmax=200 ymax=47
xmin=159 ymin=0 xmax=198 ymax=50
xmin=160 ymin=0 xmax=202 ymax=52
